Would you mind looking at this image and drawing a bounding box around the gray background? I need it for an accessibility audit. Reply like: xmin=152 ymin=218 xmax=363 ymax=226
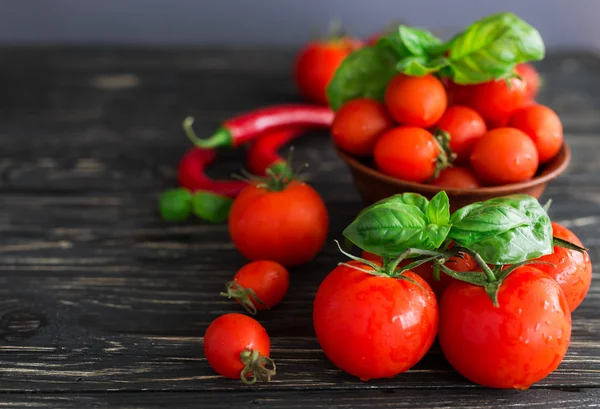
xmin=0 ymin=0 xmax=597 ymax=50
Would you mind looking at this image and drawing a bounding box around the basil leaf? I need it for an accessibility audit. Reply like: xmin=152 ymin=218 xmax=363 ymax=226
xmin=426 ymin=191 xmax=450 ymax=226
xmin=449 ymin=202 xmax=531 ymax=246
xmin=192 ymin=191 xmax=233 ymax=223
xmin=397 ymin=56 xmax=449 ymax=77
xmin=343 ymin=202 xmax=435 ymax=257
xmin=447 ymin=12 xmax=545 ymax=84
xmin=359 ymin=192 xmax=429 ymax=217
xmin=327 ymin=47 xmax=398 ymax=110
xmin=398 ymin=26 xmax=443 ymax=56
xmin=426 ymin=224 xmax=451 ymax=249
xmin=454 ymin=195 xmax=553 ymax=265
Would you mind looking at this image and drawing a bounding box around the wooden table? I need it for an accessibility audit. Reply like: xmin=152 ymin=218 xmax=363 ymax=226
xmin=0 ymin=48 xmax=599 ymax=408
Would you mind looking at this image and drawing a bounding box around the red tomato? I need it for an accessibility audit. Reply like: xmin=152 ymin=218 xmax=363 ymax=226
xmin=294 ymin=38 xmax=363 ymax=105
xmin=204 ymin=313 xmax=274 ymax=382
xmin=531 ymin=222 xmax=592 ymax=312
xmin=313 ymin=262 xmax=438 ymax=380
xmin=465 ymin=77 xmax=528 ymax=126
xmin=516 ymin=63 xmax=541 ymax=101
xmin=435 ymin=106 xmax=487 ymax=162
xmin=225 ymin=260 xmax=290 ymax=313
xmin=385 ymin=74 xmax=447 ymax=127
xmin=508 ymin=104 xmax=563 ymax=163
xmin=470 ymin=127 xmax=539 ymax=185
xmin=439 ymin=266 xmax=572 ymax=389
xmin=430 ymin=167 xmax=481 ymax=189
xmin=446 ymin=80 xmax=472 ymax=107
xmin=229 ymin=181 xmax=329 ymax=267
xmin=332 ymin=98 xmax=395 ymax=156
xmin=374 ymin=126 xmax=440 ymax=183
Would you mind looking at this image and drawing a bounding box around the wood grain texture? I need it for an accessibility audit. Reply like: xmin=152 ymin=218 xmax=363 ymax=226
xmin=0 ymin=48 xmax=599 ymax=407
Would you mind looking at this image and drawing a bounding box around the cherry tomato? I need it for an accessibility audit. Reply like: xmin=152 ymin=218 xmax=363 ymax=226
xmin=508 ymin=104 xmax=563 ymax=164
xmin=229 ymin=181 xmax=329 ymax=267
xmin=446 ymin=80 xmax=471 ymax=107
xmin=204 ymin=313 xmax=275 ymax=383
xmin=439 ymin=266 xmax=571 ymax=389
xmin=430 ymin=167 xmax=481 ymax=189
xmin=385 ymin=74 xmax=447 ymax=127
xmin=313 ymin=262 xmax=438 ymax=380
xmin=470 ymin=127 xmax=539 ymax=185
xmin=332 ymin=98 xmax=395 ymax=156
xmin=531 ymin=222 xmax=592 ymax=312
xmin=516 ymin=63 xmax=541 ymax=102
xmin=465 ymin=77 xmax=528 ymax=126
xmin=223 ymin=260 xmax=290 ymax=314
xmin=435 ymin=106 xmax=487 ymax=162
xmin=374 ymin=126 xmax=440 ymax=183
xmin=294 ymin=38 xmax=363 ymax=105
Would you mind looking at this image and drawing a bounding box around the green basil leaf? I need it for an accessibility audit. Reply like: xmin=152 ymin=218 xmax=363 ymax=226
xmin=343 ymin=202 xmax=434 ymax=257
xmin=358 ymin=192 xmax=430 ymax=217
xmin=447 ymin=12 xmax=545 ymax=84
xmin=425 ymin=224 xmax=451 ymax=249
xmin=454 ymin=195 xmax=553 ymax=265
xmin=159 ymin=188 xmax=193 ymax=222
xmin=327 ymin=46 xmax=398 ymax=110
xmin=426 ymin=191 xmax=450 ymax=226
xmin=192 ymin=191 xmax=233 ymax=223
xmin=449 ymin=202 xmax=531 ymax=246
xmin=397 ymin=55 xmax=449 ymax=77
xmin=398 ymin=25 xmax=443 ymax=56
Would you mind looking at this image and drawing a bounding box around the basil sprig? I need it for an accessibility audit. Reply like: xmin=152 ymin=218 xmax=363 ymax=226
xmin=327 ymin=12 xmax=545 ymax=109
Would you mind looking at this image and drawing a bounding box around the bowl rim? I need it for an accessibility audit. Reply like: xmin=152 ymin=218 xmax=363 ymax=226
xmin=336 ymin=142 xmax=571 ymax=197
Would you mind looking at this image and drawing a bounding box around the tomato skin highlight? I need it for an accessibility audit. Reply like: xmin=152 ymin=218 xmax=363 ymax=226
xmin=435 ymin=106 xmax=487 ymax=163
xmin=232 ymin=261 xmax=290 ymax=310
xmin=313 ymin=262 xmax=438 ymax=380
xmin=332 ymin=98 xmax=395 ymax=156
xmin=464 ymin=77 xmax=528 ymax=126
xmin=229 ymin=182 xmax=329 ymax=267
xmin=531 ymin=222 xmax=592 ymax=312
xmin=374 ymin=126 xmax=440 ymax=183
xmin=430 ymin=167 xmax=481 ymax=189
xmin=385 ymin=74 xmax=447 ymax=127
xmin=470 ymin=127 xmax=539 ymax=185
xmin=204 ymin=313 xmax=271 ymax=380
xmin=508 ymin=104 xmax=563 ymax=164
xmin=439 ymin=266 xmax=571 ymax=389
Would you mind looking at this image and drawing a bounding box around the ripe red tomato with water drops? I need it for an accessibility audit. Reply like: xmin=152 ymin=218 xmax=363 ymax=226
xmin=470 ymin=128 xmax=539 ymax=185
xmin=332 ymin=98 xmax=395 ymax=156
xmin=229 ymin=180 xmax=329 ymax=267
xmin=531 ymin=222 xmax=592 ymax=312
xmin=313 ymin=261 xmax=438 ymax=380
xmin=430 ymin=167 xmax=481 ymax=189
xmin=294 ymin=37 xmax=363 ymax=105
xmin=516 ymin=63 xmax=541 ymax=102
xmin=385 ymin=74 xmax=447 ymax=127
xmin=439 ymin=266 xmax=571 ymax=389
xmin=464 ymin=76 xmax=528 ymax=127
xmin=435 ymin=106 xmax=487 ymax=162
xmin=508 ymin=104 xmax=563 ymax=164
xmin=222 ymin=260 xmax=290 ymax=314
xmin=204 ymin=313 xmax=276 ymax=384
xmin=374 ymin=126 xmax=441 ymax=183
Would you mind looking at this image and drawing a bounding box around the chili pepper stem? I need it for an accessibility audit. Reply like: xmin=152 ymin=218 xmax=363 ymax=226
xmin=183 ymin=117 xmax=234 ymax=149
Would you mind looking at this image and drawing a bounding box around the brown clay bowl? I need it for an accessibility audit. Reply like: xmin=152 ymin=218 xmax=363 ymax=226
xmin=336 ymin=143 xmax=571 ymax=211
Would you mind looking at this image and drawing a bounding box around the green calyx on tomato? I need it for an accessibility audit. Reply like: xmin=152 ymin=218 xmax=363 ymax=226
xmin=159 ymin=188 xmax=234 ymax=223
xmin=220 ymin=281 xmax=267 ymax=316
xmin=327 ymin=12 xmax=545 ymax=109
xmin=240 ymin=349 xmax=277 ymax=384
xmin=431 ymin=129 xmax=456 ymax=179
xmin=235 ymin=147 xmax=305 ymax=192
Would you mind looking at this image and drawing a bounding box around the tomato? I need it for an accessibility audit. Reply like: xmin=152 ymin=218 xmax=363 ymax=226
xmin=439 ymin=266 xmax=572 ymax=389
xmin=294 ymin=38 xmax=363 ymax=105
xmin=204 ymin=313 xmax=275 ymax=383
xmin=516 ymin=63 xmax=541 ymax=102
xmin=470 ymin=127 xmax=539 ymax=185
xmin=229 ymin=181 xmax=329 ymax=267
xmin=464 ymin=76 xmax=528 ymax=126
xmin=531 ymin=222 xmax=592 ymax=312
xmin=224 ymin=260 xmax=290 ymax=313
xmin=446 ymin=80 xmax=472 ymax=107
xmin=313 ymin=262 xmax=438 ymax=380
xmin=332 ymin=98 xmax=395 ymax=156
xmin=430 ymin=167 xmax=481 ymax=189
xmin=374 ymin=126 xmax=440 ymax=183
xmin=435 ymin=106 xmax=487 ymax=162
xmin=385 ymin=74 xmax=447 ymax=127
xmin=508 ymin=104 xmax=563 ymax=164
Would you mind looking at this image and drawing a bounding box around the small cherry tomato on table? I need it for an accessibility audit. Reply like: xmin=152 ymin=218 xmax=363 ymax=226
xmin=221 ymin=260 xmax=290 ymax=315
xmin=508 ymin=104 xmax=563 ymax=164
xmin=204 ymin=313 xmax=275 ymax=384
xmin=435 ymin=105 xmax=487 ymax=163
xmin=385 ymin=74 xmax=447 ymax=127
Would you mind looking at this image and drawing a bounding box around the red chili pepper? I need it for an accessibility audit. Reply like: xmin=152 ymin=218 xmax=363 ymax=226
xmin=177 ymin=148 xmax=247 ymax=197
xmin=247 ymin=126 xmax=306 ymax=176
xmin=183 ymin=104 xmax=334 ymax=149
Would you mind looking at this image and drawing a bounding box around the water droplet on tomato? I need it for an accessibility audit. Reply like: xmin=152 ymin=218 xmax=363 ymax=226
xmin=543 ymin=300 xmax=551 ymax=310
xmin=517 ymin=308 xmax=523 ymax=315
xmin=534 ymin=323 xmax=541 ymax=331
